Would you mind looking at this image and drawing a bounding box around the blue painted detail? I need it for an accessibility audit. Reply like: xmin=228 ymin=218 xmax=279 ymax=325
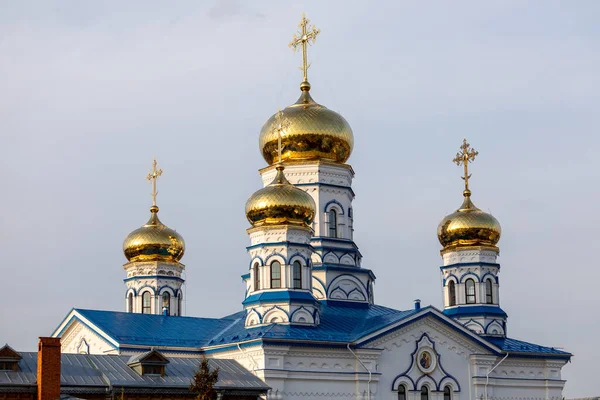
xmin=241 ymin=273 xmax=250 ymax=281
xmin=312 ymin=276 xmax=327 ymax=293
xmin=262 ymin=305 xmax=291 ymax=320
xmin=246 ymin=242 xmax=313 ymax=251
xmin=289 ymin=306 xmax=313 ymax=321
xmin=480 ymin=272 xmax=499 ymax=284
xmin=248 ymin=255 xmax=265 ymax=269
xmin=444 ymin=305 xmax=507 ymax=318
xmin=242 ymin=291 xmax=318 ymax=306
xmin=484 ymin=319 xmax=504 ymax=335
xmin=295 ymin=182 xmax=355 ymax=197
xmin=123 ymin=275 xmax=184 ymax=283
xmin=264 ymin=252 xmax=287 ymax=264
xmin=444 ymin=273 xmax=459 ymax=285
xmin=157 ymin=285 xmax=176 ymax=295
xmin=125 ymin=288 xmax=137 ymax=297
xmin=312 ymin=264 xmax=376 ymax=280
xmin=288 ymin=252 xmax=309 ymax=265
xmin=246 ymin=308 xmax=263 ymax=324
xmin=324 ymin=199 xmax=345 ymax=215
xmin=440 ymin=262 xmax=500 ymax=270
xmin=463 ymin=318 xmax=485 ymax=331
xmin=486 ymin=337 xmax=571 ymax=357
xmin=459 ymin=271 xmax=480 ymax=283
xmin=54 ymin=314 xmax=118 ymax=349
xmin=327 ymin=274 xmax=369 ymax=295
xmin=137 ymin=285 xmax=157 ymax=295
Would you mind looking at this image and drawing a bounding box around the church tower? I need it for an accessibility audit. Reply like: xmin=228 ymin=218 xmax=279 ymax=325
xmin=122 ymin=159 xmax=186 ymax=316
xmin=243 ymin=125 xmax=320 ymax=327
xmin=437 ymin=140 xmax=507 ymax=336
xmin=256 ymin=14 xmax=375 ymax=305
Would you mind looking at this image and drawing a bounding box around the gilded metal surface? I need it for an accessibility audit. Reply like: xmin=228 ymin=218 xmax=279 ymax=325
xmin=259 ymin=90 xmax=354 ymax=164
xmin=437 ymin=195 xmax=501 ymax=248
xmin=147 ymin=158 xmax=163 ymax=207
xmin=289 ymin=13 xmax=320 ymax=84
xmin=453 ymin=138 xmax=478 ymax=192
xmin=245 ymin=166 xmax=316 ymax=227
xmin=123 ymin=207 xmax=185 ymax=263
xmin=438 ymin=139 xmax=501 ymax=249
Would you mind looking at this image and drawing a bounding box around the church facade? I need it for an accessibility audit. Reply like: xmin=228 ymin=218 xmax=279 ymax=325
xmin=52 ymin=14 xmax=571 ymax=400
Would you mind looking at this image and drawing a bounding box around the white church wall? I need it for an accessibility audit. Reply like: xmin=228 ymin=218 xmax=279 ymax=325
xmin=59 ymin=321 xmax=116 ymax=355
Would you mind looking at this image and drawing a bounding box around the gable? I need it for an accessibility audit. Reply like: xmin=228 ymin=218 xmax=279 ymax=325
xmin=56 ymin=313 xmax=118 ymax=354
xmin=0 ymin=344 xmax=21 ymax=360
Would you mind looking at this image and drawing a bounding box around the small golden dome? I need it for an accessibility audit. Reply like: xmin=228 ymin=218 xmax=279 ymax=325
xmin=437 ymin=190 xmax=501 ymax=249
xmin=245 ymin=165 xmax=316 ymax=227
xmin=123 ymin=205 xmax=185 ymax=263
xmin=259 ymin=86 xmax=354 ymax=165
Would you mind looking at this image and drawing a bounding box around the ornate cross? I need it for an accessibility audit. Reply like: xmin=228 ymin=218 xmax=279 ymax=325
xmin=272 ymin=108 xmax=290 ymax=164
xmin=452 ymin=139 xmax=478 ymax=192
xmin=289 ymin=13 xmax=320 ymax=84
xmin=146 ymin=158 xmax=163 ymax=206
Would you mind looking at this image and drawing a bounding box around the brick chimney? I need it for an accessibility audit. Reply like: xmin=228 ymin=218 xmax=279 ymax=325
xmin=37 ymin=337 xmax=61 ymax=400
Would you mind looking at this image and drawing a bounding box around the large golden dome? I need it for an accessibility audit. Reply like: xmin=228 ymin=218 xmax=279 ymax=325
xmin=259 ymin=85 xmax=354 ymax=165
xmin=123 ymin=205 xmax=185 ymax=263
xmin=437 ymin=190 xmax=501 ymax=250
xmin=246 ymin=165 xmax=316 ymax=227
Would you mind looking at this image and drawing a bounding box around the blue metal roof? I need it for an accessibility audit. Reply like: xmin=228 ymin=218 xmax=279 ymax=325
xmin=486 ymin=337 xmax=572 ymax=357
xmin=242 ymin=291 xmax=318 ymax=306
xmin=443 ymin=305 xmax=508 ymax=318
xmin=73 ymin=309 xmax=238 ymax=348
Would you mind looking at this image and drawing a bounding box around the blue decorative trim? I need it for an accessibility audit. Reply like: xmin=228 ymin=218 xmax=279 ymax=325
xmin=321 ymin=250 xmax=340 ymax=263
xmin=443 ymin=305 xmax=507 ymax=319
xmin=294 ymin=182 xmax=355 ymax=197
xmin=248 ymin=255 xmax=265 ymax=269
xmin=324 ymin=199 xmax=345 ymax=215
xmin=246 ymin=242 xmax=313 ymax=251
xmin=480 ymin=272 xmax=499 ymax=284
xmin=123 ymin=275 xmax=184 ymax=283
xmin=242 ymin=291 xmax=318 ymax=306
xmin=241 ymin=273 xmax=251 ymax=281
xmin=137 ymin=285 xmax=157 ymax=295
xmin=327 ymin=274 xmax=369 ymax=296
xmin=264 ymin=252 xmax=287 ymax=264
xmin=459 ymin=271 xmax=480 ymax=283
xmin=464 ymin=318 xmax=485 ymax=331
xmin=440 ymin=262 xmax=500 ymax=270
xmin=262 ymin=305 xmax=290 ymax=320
xmin=125 ymin=288 xmax=137 ymax=297
xmin=246 ymin=308 xmax=263 ymax=324
xmin=53 ymin=314 xmax=118 ymax=349
xmin=288 ymin=252 xmax=309 ymax=265
xmin=157 ymin=285 xmax=176 ymax=295
xmin=444 ymin=274 xmax=459 ymax=285
xmin=484 ymin=319 xmax=504 ymax=335
xmin=289 ymin=306 xmax=314 ymax=322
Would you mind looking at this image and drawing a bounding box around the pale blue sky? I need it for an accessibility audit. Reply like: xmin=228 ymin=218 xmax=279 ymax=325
xmin=0 ymin=1 xmax=599 ymax=397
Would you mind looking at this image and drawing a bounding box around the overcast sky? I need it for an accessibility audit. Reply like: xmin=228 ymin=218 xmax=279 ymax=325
xmin=1 ymin=1 xmax=598 ymax=397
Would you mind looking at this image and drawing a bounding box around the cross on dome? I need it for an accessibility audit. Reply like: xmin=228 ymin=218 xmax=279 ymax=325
xmin=146 ymin=158 xmax=163 ymax=207
xmin=452 ymin=139 xmax=479 ymax=194
xmin=288 ymin=13 xmax=321 ymax=88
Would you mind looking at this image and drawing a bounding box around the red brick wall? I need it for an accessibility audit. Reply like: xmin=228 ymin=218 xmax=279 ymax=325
xmin=37 ymin=337 xmax=61 ymax=400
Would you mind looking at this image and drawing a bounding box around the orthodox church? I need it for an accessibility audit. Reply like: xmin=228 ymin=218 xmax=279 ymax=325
xmin=52 ymin=14 xmax=571 ymax=400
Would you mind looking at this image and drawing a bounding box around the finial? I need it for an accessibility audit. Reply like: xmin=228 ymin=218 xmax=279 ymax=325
xmin=272 ymin=108 xmax=290 ymax=166
xmin=146 ymin=158 xmax=163 ymax=210
xmin=289 ymin=13 xmax=320 ymax=90
xmin=452 ymin=139 xmax=478 ymax=196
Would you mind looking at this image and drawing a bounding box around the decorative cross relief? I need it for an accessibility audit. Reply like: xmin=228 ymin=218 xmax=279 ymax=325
xmin=452 ymin=138 xmax=478 ymax=193
xmin=289 ymin=13 xmax=321 ymax=84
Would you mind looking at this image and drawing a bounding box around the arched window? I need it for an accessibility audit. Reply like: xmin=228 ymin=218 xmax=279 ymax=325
xmin=253 ymin=262 xmax=261 ymax=291
xmin=142 ymin=292 xmax=151 ymax=314
xmin=398 ymin=385 xmax=406 ymax=400
xmin=421 ymin=386 xmax=429 ymax=400
xmin=270 ymin=261 xmax=281 ymax=288
xmin=178 ymin=293 xmax=183 ymax=316
xmin=328 ymin=209 xmax=337 ymax=238
xmin=293 ymin=261 xmax=302 ymax=289
xmin=162 ymin=292 xmax=170 ymax=315
xmin=465 ymin=279 xmax=476 ymax=304
xmin=486 ymin=279 xmax=493 ymax=304
xmin=448 ymin=280 xmax=456 ymax=306
xmin=128 ymin=293 xmax=134 ymax=313
xmin=444 ymin=386 xmax=452 ymax=400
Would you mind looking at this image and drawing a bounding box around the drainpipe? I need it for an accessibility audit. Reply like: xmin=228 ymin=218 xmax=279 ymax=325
xmin=237 ymin=343 xmax=259 ymax=373
xmin=484 ymin=352 xmax=509 ymax=400
xmin=347 ymin=344 xmax=371 ymax=400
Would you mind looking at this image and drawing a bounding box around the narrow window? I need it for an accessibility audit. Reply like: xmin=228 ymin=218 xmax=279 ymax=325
xmin=293 ymin=261 xmax=302 ymax=289
xmin=421 ymin=386 xmax=429 ymax=400
xmin=444 ymin=386 xmax=452 ymax=400
xmin=398 ymin=385 xmax=406 ymax=400
xmin=253 ymin=262 xmax=260 ymax=291
xmin=465 ymin=279 xmax=476 ymax=304
xmin=448 ymin=281 xmax=456 ymax=306
xmin=162 ymin=292 xmax=170 ymax=315
xmin=271 ymin=261 xmax=281 ymax=288
xmin=178 ymin=293 xmax=183 ymax=316
xmin=142 ymin=292 xmax=151 ymax=314
xmin=128 ymin=293 xmax=134 ymax=313
xmin=486 ymin=279 xmax=493 ymax=304
xmin=328 ymin=209 xmax=337 ymax=238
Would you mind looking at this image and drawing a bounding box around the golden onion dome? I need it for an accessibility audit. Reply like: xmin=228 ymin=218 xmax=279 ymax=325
xmin=123 ymin=205 xmax=185 ymax=263
xmin=245 ymin=165 xmax=316 ymax=227
xmin=259 ymin=84 xmax=354 ymax=165
xmin=437 ymin=190 xmax=501 ymax=250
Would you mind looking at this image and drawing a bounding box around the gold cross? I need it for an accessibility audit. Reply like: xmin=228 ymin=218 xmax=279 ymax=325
xmin=289 ymin=13 xmax=320 ymax=84
xmin=452 ymin=139 xmax=479 ymax=192
xmin=146 ymin=158 xmax=163 ymax=206
xmin=272 ymin=108 xmax=290 ymax=164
